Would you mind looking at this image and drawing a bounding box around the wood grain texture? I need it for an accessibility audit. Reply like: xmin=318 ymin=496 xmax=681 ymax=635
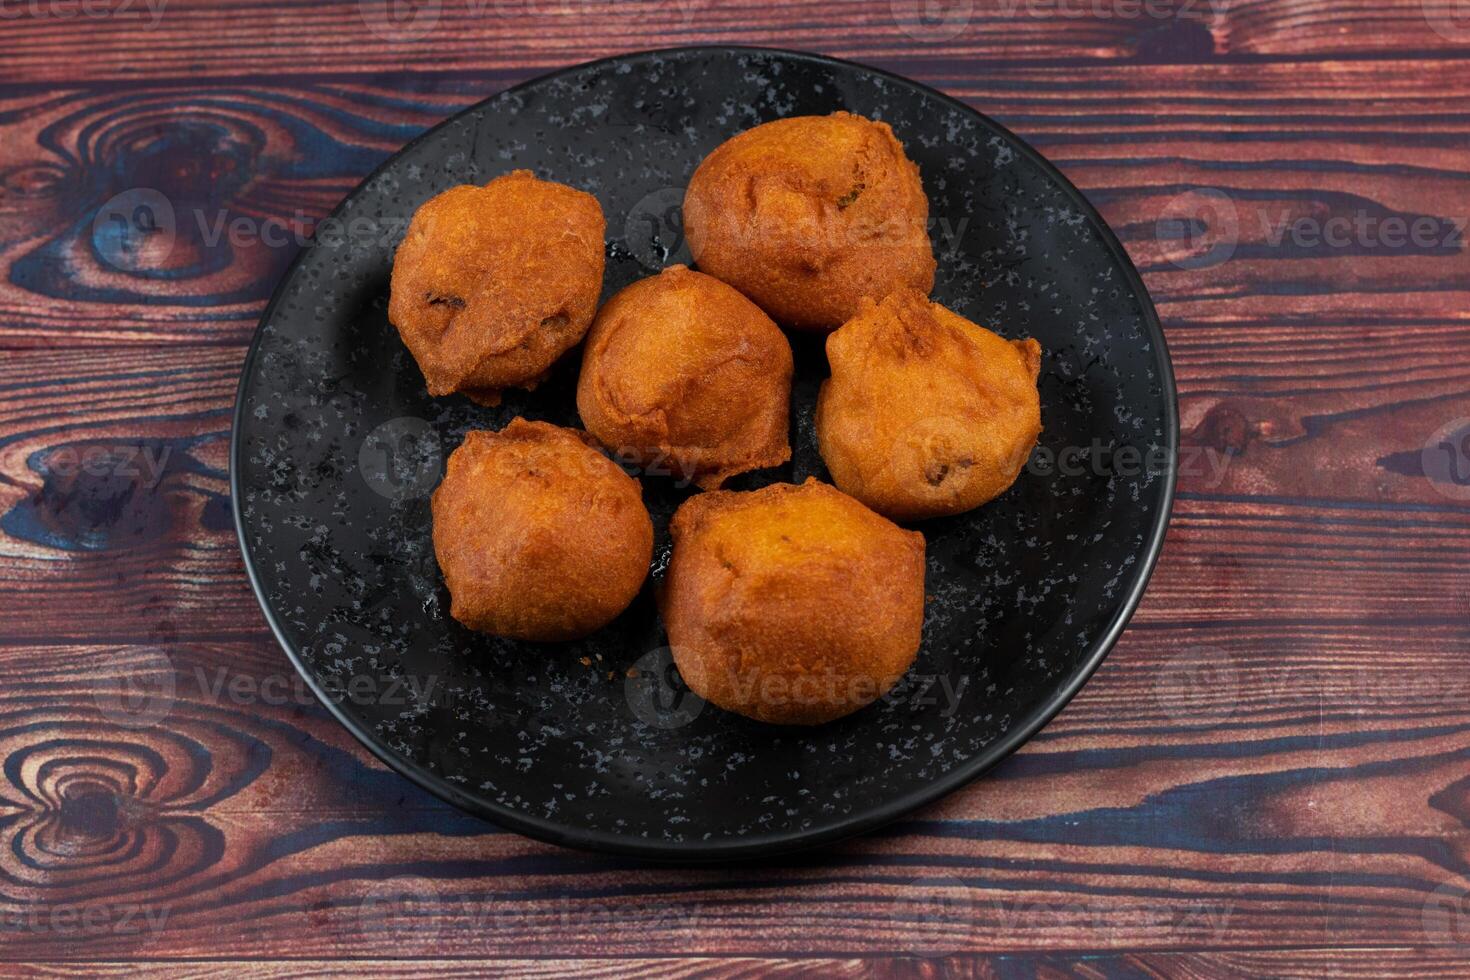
xmin=3 ymin=58 xmax=1468 ymax=347
xmin=0 ymin=620 xmax=1465 ymax=959
xmin=0 ymin=0 xmax=1468 ymax=971
xmin=1 ymin=0 xmax=1467 ymax=84
xmin=10 ymin=952 xmax=1470 ymax=977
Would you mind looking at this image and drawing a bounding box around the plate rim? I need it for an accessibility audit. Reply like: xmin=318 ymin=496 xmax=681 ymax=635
xmin=229 ymin=43 xmax=1180 ymax=861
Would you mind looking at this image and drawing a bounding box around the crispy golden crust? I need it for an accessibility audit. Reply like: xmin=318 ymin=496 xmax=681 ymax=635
xmin=431 ymin=419 xmax=652 ymax=641
xmin=389 ymin=170 xmax=605 ymax=404
xmin=661 ymin=478 xmax=925 ymax=725
xmin=683 ymin=112 xmax=936 ymax=331
xmin=815 ymin=289 xmax=1043 ymax=521
xmin=576 ymin=265 xmax=793 ymax=490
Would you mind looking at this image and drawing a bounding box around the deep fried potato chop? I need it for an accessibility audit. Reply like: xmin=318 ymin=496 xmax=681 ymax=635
xmin=816 ymin=289 xmax=1042 ymax=521
xmin=576 ymin=265 xmax=793 ymax=490
xmin=389 ymin=170 xmax=605 ymax=405
xmin=661 ymin=478 xmax=925 ymax=725
xmin=682 ymin=112 xmax=936 ymax=330
xmin=431 ymin=419 xmax=651 ymax=641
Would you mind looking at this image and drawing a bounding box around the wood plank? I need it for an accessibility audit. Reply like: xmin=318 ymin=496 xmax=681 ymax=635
xmin=2 ymin=338 xmax=1465 ymax=641
xmin=0 ymin=347 xmax=252 ymax=642
xmin=0 ymin=81 xmax=473 ymax=347
xmin=2 ymin=59 xmax=1467 ymax=347
xmin=1 ymin=0 xmax=1466 ymax=85
xmin=0 ymin=615 xmax=1464 ymax=958
xmin=10 ymin=951 xmax=1470 ymax=975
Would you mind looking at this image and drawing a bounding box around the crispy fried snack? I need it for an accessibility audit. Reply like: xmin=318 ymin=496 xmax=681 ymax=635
xmin=682 ymin=112 xmax=936 ymax=330
xmin=816 ymin=289 xmax=1042 ymax=521
xmin=431 ymin=419 xmax=651 ymax=641
xmin=389 ymin=170 xmax=605 ymax=405
xmin=576 ymin=265 xmax=792 ymax=490
xmin=661 ymin=478 xmax=926 ymax=725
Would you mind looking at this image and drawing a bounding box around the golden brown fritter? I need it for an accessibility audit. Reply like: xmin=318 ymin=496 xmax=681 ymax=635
xmin=431 ymin=419 xmax=652 ymax=641
xmin=816 ymin=289 xmax=1042 ymax=521
xmin=661 ymin=478 xmax=926 ymax=725
xmin=576 ymin=265 xmax=793 ymax=490
xmin=389 ymin=170 xmax=605 ymax=405
xmin=682 ymin=112 xmax=936 ymax=331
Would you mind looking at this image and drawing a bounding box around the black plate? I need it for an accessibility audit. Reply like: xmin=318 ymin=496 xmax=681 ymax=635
xmin=231 ymin=46 xmax=1177 ymax=859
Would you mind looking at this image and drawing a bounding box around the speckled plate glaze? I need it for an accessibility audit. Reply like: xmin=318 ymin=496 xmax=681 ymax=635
xmin=231 ymin=46 xmax=1177 ymax=859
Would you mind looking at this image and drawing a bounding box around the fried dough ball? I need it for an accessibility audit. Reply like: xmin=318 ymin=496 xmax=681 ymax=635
xmin=816 ymin=289 xmax=1042 ymax=521
xmin=389 ymin=170 xmax=605 ymax=405
xmin=683 ymin=112 xmax=936 ymax=330
xmin=661 ymin=478 xmax=926 ymax=725
xmin=576 ymin=265 xmax=793 ymax=490
xmin=431 ymin=419 xmax=651 ymax=641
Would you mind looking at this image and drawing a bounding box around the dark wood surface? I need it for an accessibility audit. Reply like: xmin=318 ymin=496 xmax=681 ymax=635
xmin=2 ymin=1 xmax=1468 ymax=974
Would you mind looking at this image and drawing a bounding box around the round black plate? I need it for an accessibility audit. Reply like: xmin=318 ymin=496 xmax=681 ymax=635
xmin=231 ymin=46 xmax=1177 ymax=859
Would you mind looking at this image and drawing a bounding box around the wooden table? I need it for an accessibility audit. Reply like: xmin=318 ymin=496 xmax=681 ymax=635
xmin=3 ymin=1 xmax=1468 ymax=974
